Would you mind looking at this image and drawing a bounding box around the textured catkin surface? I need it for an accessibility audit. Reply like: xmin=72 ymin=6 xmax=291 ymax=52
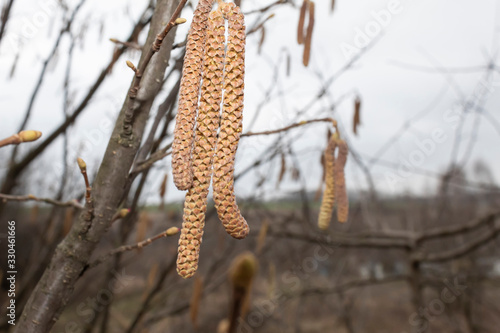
xmin=335 ymin=140 xmax=349 ymax=223
xmin=172 ymin=0 xmax=213 ymax=191
xmin=318 ymin=136 xmax=337 ymax=230
xmin=213 ymin=3 xmax=249 ymax=240
xmin=177 ymin=9 xmax=225 ymax=279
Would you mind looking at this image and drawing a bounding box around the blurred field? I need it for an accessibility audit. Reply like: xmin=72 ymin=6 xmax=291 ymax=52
xmin=1 ymin=192 xmax=492 ymax=333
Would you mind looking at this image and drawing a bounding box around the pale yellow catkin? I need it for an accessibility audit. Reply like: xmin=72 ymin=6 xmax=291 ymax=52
xmin=318 ymin=135 xmax=337 ymax=230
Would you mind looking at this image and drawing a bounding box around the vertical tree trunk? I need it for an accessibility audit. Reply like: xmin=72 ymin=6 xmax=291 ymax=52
xmin=14 ymin=1 xmax=180 ymax=331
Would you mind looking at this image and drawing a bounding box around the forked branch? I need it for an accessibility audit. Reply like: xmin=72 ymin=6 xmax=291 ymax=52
xmin=122 ymin=0 xmax=188 ymax=134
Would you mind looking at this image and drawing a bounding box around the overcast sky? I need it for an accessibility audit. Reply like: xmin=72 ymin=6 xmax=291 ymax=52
xmin=1 ymin=0 xmax=499 ymax=203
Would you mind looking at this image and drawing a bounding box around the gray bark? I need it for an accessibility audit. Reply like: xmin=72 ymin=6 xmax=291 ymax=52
xmin=14 ymin=1 xmax=180 ymax=331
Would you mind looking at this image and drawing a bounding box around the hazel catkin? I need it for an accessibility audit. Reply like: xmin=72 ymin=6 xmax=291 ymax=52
xmin=297 ymin=0 xmax=308 ymax=45
xmin=171 ymin=0 xmax=214 ymax=191
xmin=212 ymin=2 xmax=249 ymax=240
xmin=176 ymin=8 xmax=225 ymax=279
xmin=318 ymin=135 xmax=337 ymax=230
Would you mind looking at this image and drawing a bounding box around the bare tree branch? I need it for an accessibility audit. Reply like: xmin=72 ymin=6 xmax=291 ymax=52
xmin=10 ymin=0 xmax=86 ymax=164
xmin=0 ymin=0 xmax=15 ymax=43
xmin=0 ymin=193 xmax=83 ymax=209
xmin=0 ymin=3 xmax=153 ymax=210
xmin=87 ymin=227 xmax=179 ymax=270
xmin=241 ymin=118 xmax=336 ymax=137
xmin=14 ymin=1 xmax=183 ymax=331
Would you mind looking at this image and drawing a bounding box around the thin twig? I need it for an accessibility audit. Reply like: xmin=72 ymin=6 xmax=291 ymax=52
xmin=0 ymin=6 xmax=152 ymax=199
xmin=299 ymin=275 xmax=408 ymax=297
xmin=241 ymin=118 xmax=337 ymax=137
xmin=87 ymin=227 xmax=179 ymax=269
xmin=247 ymin=13 xmax=275 ymax=35
xmin=109 ymin=38 xmax=142 ymax=50
xmin=244 ymin=0 xmax=287 ymax=15
xmin=0 ymin=193 xmax=83 ymax=209
xmin=0 ymin=0 xmax=15 ymax=43
xmin=132 ymin=143 xmax=172 ymax=175
xmin=420 ymin=217 xmax=500 ymax=263
xmin=11 ymin=0 xmax=86 ymax=164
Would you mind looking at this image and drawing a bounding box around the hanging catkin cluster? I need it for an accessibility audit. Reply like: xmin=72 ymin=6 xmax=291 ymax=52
xmin=172 ymin=0 xmax=213 ymax=191
xmin=175 ymin=1 xmax=248 ymax=279
xmin=318 ymin=133 xmax=349 ymax=230
xmin=176 ymin=7 xmax=225 ymax=279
